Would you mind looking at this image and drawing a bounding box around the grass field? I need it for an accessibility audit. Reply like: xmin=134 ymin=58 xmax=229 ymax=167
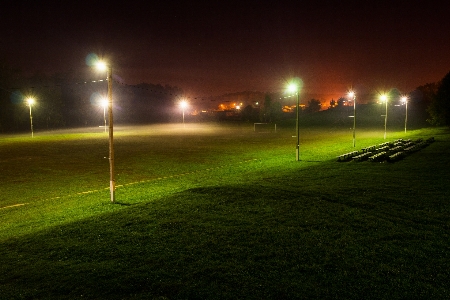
xmin=1 ymin=123 xmax=449 ymax=299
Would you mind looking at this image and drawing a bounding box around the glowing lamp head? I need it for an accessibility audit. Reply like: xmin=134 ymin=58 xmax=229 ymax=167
xmin=100 ymin=98 xmax=108 ymax=108
xmin=95 ymin=61 xmax=108 ymax=72
xmin=288 ymin=83 xmax=298 ymax=94
xmin=380 ymin=94 xmax=388 ymax=103
xmin=348 ymin=91 xmax=355 ymax=99
xmin=26 ymin=98 xmax=35 ymax=106
xmin=180 ymin=100 xmax=188 ymax=109
xmin=401 ymin=96 xmax=408 ymax=103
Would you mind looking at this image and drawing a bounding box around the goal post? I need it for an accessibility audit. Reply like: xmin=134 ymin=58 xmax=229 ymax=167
xmin=253 ymin=123 xmax=277 ymax=132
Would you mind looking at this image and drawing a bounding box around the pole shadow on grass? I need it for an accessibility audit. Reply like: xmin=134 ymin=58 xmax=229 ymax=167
xmin=111 ymin=201 xmax=133 ymax=206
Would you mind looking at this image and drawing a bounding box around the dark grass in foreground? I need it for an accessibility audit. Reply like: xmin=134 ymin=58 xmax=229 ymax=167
xmin=1 ymin=125 xmax=449 ymax=299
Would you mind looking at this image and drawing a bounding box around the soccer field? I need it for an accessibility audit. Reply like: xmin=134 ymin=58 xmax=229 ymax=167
xmin=1 ymin=123 xmax=449 ymax=299
xmin=0 ymin=123 xmax=372 ymax=209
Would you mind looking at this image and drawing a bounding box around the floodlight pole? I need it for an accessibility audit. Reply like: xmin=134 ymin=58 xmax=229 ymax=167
xmin=353 ymin=95 xmax=356 ymax=147
xmin=384 ymin=99 xmax=388 ymax=140
xmin=107 ymin=66 xmax=115 ymax=203
xmin=296 ymin=91 xmax=300 ymax=161
xmin=404 ymin=99 xmax=408 ymax=133
xmin=103 ymin=105 xmax=107 ymax=133
xmin=29 ymin=104 xmax=34 ymax=138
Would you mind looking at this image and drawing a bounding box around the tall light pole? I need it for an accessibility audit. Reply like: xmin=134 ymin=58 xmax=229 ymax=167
xmin=26 ymin=97 xmax=35 ymax=138
xmin=380 ymin=94 xmax=388 ymax=139
xmin=348 ymin=91 xmax=356 ymax=147
xmin=101 ymin=98 xmax=108 ymax=133
xmin=288 ymin=82 xmax=300 ymax=161
xmin=179 ymin=100 xmax=188 ymax=127
xmin=401 ymin=95 xmax=408 ymax=133
xmin=96 ymin=61 xmax=115 ymax=203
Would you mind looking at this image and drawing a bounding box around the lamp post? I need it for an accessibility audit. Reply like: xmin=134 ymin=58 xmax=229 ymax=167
xmin=95 ymin=61 xmax=115 ymax=203
xmin=26 ymin=97 xmax=35 ymax=138
xmin=100 ymin=98 xmax=108 ymax=133
xmin=380 ymin=94 xmax=388 ymax=139
xmin=401 ymin=96 xmax=408 ymax=133
xmin=348 ymin=91 xmax=356 ymax=147
xmin=288 ymin=82 xmax=300 ymax=161
xmin=179 ymin=100 xmax=188 ymax=127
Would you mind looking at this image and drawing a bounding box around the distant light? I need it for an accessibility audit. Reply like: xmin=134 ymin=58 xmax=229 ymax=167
xmin=180 ymin=100 xmax=188 ymax=109
xmin=26 ymin=97 xmax=35 ymax=105
xmin=401 ymin=96 xmax=408 ymax=103
xmin=348 ymin=91 xmax=355 ymax=98
xmin=236 ymin=105 xmax=241 ymax=110
xmin=287 ymin=78 xmax=303 ymax=95
xmin=379 ymin=94 xmax=388 ymax=102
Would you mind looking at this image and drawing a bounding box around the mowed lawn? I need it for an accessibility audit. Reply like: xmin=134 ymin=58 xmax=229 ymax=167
xmin=0 ymin=123 xmax=449 ymax=299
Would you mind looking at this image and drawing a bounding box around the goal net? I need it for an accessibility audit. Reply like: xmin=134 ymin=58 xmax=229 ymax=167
xmin=253 ymin=123 xmax=277 ymax=133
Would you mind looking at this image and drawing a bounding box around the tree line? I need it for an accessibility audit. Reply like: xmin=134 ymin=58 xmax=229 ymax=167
xmin=0 ymin=63 xmax=183 ymax=133
xmin=255 ymin=71 xmax=450 ymax=128
xmin=1 ymin=60 xmax=450 ymax=132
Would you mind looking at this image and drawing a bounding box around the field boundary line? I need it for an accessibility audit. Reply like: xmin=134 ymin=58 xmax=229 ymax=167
xmin=1 ymin=158 xmax=259 ymax=210
xmin=0 ymin=203 xmax=29 ymax=210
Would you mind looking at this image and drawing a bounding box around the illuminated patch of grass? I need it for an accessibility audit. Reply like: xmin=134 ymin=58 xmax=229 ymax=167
xmin=0 ymin=124 xmax=449 ymax=299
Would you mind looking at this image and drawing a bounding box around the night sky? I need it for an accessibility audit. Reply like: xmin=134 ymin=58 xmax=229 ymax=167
xmin=1 ymin=1 xmax=449 ymax=104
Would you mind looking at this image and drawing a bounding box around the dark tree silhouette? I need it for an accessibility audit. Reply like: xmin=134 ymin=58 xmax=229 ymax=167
xmin=306 ymin=99 xmax=321 ymax=113
xmin=427 ymin=71 xmax=450 ymax=126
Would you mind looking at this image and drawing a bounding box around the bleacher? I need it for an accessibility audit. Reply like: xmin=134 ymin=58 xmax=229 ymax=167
xmin=336 ymin=137 xmax=435 ymax=164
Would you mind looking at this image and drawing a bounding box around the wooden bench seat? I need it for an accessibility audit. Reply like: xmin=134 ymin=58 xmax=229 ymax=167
xmin=337 ymin=151 xmax=358 ymax=161
xmin=361 ymin=145 xmax=377 ymax=153
xmin=388 ymin=151 xmax=404 ymax=162
xmin=352 ymin=152 xmax=373 ymax=161
xmin=368 ymin=151 xmax=387 ymax=162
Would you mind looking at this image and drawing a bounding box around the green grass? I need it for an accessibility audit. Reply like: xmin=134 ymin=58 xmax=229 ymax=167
xmin=1 ymin=123 xmax=449 ymax=299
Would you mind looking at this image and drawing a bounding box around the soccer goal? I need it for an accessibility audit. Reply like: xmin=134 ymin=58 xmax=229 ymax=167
xmin=253 ymin=123 xmax=277 ymax=133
